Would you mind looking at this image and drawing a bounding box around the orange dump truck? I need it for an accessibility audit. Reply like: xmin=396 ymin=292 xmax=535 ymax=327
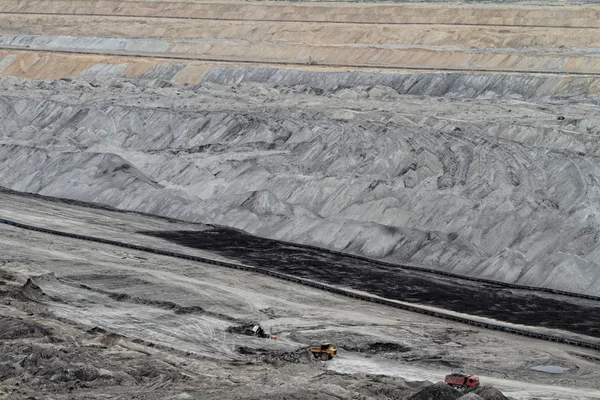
xmin=445 ymin=373 xmax=480 ymax=389
xmin=310 ymin=343 xmax=337 ymax=361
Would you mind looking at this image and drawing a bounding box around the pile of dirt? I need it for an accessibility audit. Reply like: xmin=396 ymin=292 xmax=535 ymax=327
xmin=0 ymin=343 xmax=100 ymax=384
xmin=408 ymin=382 xmax=462 ymax=400
xmin=237 ymin=347 xmax=315 ymax=365
xmin=0 ymin=316 xmax=52 ymax=339
xmin=242 ymin=390 xmax=347 ymax=400
xmin=364 ymin=342 xmax=411 ymax=353
xmin=289 ymin=331 xmax=410 ymax=356
xmin=20 ymin=278 xmax=48 ymax=302
xmin=409 ymin=383 xmax=509 ymax=400
xmin=1 ymin=340 xmax=183 ymax=391
xmin=472 ymin=386 xmax=510 ymax=400
xmin=348 ymin=374 xmax=429 ymax=400
xmin=0 ymin=275 xmax=47 ymax=304
xmin=458 ymin=393 xmax=485 ymax=400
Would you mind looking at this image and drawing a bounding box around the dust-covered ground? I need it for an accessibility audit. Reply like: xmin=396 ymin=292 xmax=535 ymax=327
xmin=1 ymin=193 xmax=600 ymax=400
xmin=1 ymin=2 xmax=600 ymax=398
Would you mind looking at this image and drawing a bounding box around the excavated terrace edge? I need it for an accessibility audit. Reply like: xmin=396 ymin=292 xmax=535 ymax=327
xmin=3 ymin=46 xmax=600 ymax=77
xmin=3 ymin=10 xmax=600 ymax=29
xmin=1 ymin=217 xmax=599 ymax=351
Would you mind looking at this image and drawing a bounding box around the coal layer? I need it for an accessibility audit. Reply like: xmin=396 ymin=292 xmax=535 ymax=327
xmin=141 ymin=228 xmax=600 ymax=338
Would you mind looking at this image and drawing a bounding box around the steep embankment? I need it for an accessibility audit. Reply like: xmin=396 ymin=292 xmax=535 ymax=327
xmin=3 ymin=0 xmax=600 ymax=27
xmin=1 ymin=1 xmax=600 ymax=74
xmin=1 ymin=18 xmax=600 ymax=73
xmin=1 ymin=75 xmax=600 ymax=295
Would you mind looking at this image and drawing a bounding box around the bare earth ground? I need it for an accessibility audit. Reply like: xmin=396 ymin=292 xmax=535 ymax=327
xmin=1 ymin=192 xmax=600 ymax=400
xmin=1 ymin=0 xmax=600 ymax=296
xmin=1 ymin=1 xmax=600 ymax=399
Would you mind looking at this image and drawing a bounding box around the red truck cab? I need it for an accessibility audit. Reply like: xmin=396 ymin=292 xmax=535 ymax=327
xmin=445 ymin=373 xmax=480 ymax=389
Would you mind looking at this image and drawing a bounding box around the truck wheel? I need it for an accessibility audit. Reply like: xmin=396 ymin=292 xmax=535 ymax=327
xmin=320 ymin=353 xmax=329 ymax=361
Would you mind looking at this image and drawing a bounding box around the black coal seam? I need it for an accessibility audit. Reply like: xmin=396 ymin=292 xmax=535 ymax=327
xmin=0 ymin=217 xmax=598 ymax=350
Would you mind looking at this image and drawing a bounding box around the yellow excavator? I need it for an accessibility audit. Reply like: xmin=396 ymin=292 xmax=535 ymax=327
xmin=311 ymin=343 xmax=337 ymax=361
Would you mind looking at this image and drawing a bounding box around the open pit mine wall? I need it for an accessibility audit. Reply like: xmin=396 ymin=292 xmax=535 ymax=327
xmin=3 ymin=0 xmax=600 ymax=26
xmin=1 ymin=51 xmax=600 ymax=98
xmin=1 ymin=62 xmax=600 ymax=296
xmin=201 ymin=66 xmax=600 ymax=100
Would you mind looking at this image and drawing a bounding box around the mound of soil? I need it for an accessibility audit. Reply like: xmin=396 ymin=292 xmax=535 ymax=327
xmin=365 ymin=342 xmax=411 ymax=353
xmin=16 ymin=344 xmax=100 ymax=382
xmin=458 ymin=393 xmax=485 ymax=400
xmin=0 ymin=277 xmax=47 ymax=304
xmin=472 ymin=386 xmax=509 ymax=400
xmin=0 ymin=316 xmax=52 ymax=339
xmin=20 ymin=279 xmax=46 ymax=301
xmin=237 ymin=347 xmax=315 ymax=365
xmin=408 ymin=382 xmax=462 ymax=400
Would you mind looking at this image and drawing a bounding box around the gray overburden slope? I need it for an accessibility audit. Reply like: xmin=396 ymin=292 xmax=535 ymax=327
xmin=1 ymin=71 xmax=600 ymax=295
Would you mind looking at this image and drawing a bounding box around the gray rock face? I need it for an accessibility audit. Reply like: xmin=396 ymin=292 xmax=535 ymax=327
xmin=1 ymin=69 xmax=600 ymax=295
xmin=202 ymin=65 xmax=600 ymax=101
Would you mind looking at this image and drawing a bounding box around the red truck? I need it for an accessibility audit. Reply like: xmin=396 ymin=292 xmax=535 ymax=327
xmin=445 ymin=373 xmax=480 ymax=390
